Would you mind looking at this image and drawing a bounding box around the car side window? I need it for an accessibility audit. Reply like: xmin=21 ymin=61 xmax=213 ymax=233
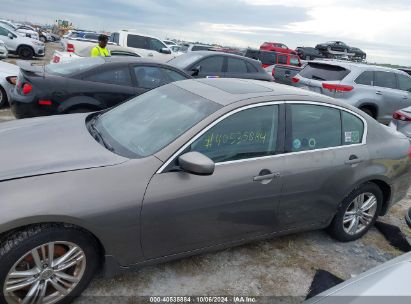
xmin=198 ymin=56 xmax=224 ymax=73
xmin=0 ymin=27 xmax=9 ymax=36
xmin=289 ymin=104 xmax=341 ymax=152
xmin=290 ymin=56 xmax=299 ymax=66
xmin=190 ymin=105 xmax=279 ymax=163
xmin=134 ymin=66 xmax=169 ymax=89
xmin=355 ymin=71 xmax=374 ymax=86
xmin=374 ymin=71 xmax=397 ymax=89
xmin=397 ymin=74 xmax=411 ymax=92
xmin=278 ymin=55 xmax=287 ymax=64
xmin=84 ymin=68 xmax=132 ymax=86
xmin=127 ymin=34 xmax=147 ymax=49
xmin=148 ymin=38 xmax=165 ymax=52
xmin=162 ymin=68 xmax=187 ymax=82
xmin=342 ymin=111 xmax=364 ymax=145
xmin=246 ymin=62 xmax=258 ymax=73
xmin=227 ymin=58 xmax=248 ymax=73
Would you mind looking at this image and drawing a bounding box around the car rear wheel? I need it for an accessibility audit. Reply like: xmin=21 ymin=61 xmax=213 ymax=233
xmin=0 ymin=86 xmax=7 ymax=108
xmin=327 ymin=183 xmax=382 ymax=242
xmin=0 ymin=225 xmax=100 ymax=304
xmin=18 ymin=46 xmax=34 ymax=60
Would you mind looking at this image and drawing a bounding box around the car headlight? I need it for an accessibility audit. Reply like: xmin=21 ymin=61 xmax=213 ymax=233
xmin=31 ymin=40 xmax=44 ymax=46
xmin=0 ymin=42 xmax=5 ymax=47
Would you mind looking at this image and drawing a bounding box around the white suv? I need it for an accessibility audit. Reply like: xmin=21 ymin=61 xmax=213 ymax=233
xmin=109 ymin=30 xmax=174 ymax=62
xmin=0 ymin=25 xmax=45 ymax=59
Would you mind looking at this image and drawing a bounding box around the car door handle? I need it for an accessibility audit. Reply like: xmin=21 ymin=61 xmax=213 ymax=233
xmin=253 ymin=172 xmax=280 ymax=182
xmin=148 ymin=53 xmax=153 ymax=57
xmin=376 ymin=91 xmax=383 ymax=95
xmin=345 ymin=155 xmax=363 ymax=165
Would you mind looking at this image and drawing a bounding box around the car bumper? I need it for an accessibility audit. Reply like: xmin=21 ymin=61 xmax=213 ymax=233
xmin=10 ymin=91 xmax=55 ymax=118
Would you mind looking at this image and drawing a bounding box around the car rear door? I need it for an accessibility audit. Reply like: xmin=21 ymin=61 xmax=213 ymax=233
xmin=278 ymin=102 xmax=369 ymax=229
xmin=80 ymin=65 xmax=135 ymax=108
xmin=225 ymin=57 xmax=252 ymax=79
xmin=194 ymin=55 xmax=225 ymax=78
xmin=141 ymin=103 xmax=286 ymax=259
xmin=373 ymin=71 xmax=405 ymax=123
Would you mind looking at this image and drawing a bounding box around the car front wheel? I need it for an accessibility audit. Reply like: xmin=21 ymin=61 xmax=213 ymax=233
xmin=0 ymin=225 xmax=100 ymax=304
xmin=327 ymin=183 xmax=382 ymax=242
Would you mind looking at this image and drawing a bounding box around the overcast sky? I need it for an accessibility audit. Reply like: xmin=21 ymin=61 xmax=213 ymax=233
xmin=2 ymin=0 xmax=411 ymax=65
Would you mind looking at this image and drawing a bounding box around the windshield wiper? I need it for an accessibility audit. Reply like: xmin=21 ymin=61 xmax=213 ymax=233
xmin=89 ymin=116 xmax=114 ymax=152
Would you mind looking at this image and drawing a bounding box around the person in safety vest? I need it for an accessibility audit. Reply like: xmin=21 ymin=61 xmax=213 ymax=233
xmin=91 ymin=34 xmax=111 ymax=57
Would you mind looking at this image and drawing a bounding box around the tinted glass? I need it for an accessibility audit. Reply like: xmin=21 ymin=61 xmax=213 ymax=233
xmin=167 ymin=53 xmax=204 ymax=69
xmin=134 ymin=66 xmax=167 ymax=89
xmin=127 ymin=35 xmax=147 ymax=49
xmin=148 ymin=38 xmax=165 ymax=52
xmin=0 ymin=26 xmax=8 ymax=36
xmin=355 ymin=71 xmax=374 ymax=86
xmin=342 ymin=111 xmax=364 ymax=145
xmin=190 ymin=105 xmax=279 ymax=163
xmin=374 ymin=71 xmax=397 ymax=89
xmin=109 ymin=33 xmax=119 ymax=44
xmin=299 ymin=63 xmax=350 ymax=81
xmin=246 ymin=62 xmax=258 ymax=73
xmin=85 ymin=67 xmax=132 ymax=86
xmin=191 ymin=45 xmax=211 ymax=51
xmin=397 ymin=74 xmax=411 ymax=91
xmin=227 ymin=58 xmax=248 ymax=73
xmin=290 ymin=105 xmax=341 ymax=152
xmin=199 ymin=56 xmax=224 ymax=73
xmin=163 ymin=69 xmax=187 ymax=82
xmin=260 ymin=52 xmax=277 ymax=65
xmin=278 ymin=55 xmax=288 ymax=64
xmin=290 ymin=56 xmax=299 ymax=66
xmin=45 ymin=57 xmax=104 ymax=75
xmin=84 ymin=33 xmax=99 ymax=40
xmin=98 ymin=85 xmax=221 ymax=158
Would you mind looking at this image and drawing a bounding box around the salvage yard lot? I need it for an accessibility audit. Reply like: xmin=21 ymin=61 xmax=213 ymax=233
xmin=0 ymin=108 xmax=409 ymax=302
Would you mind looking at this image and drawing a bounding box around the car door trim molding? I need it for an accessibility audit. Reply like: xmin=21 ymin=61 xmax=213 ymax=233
xmin=157 ymin=100 xmax=368 ymax=173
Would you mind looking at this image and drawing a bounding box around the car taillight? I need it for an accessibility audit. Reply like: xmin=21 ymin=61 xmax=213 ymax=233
xmin=291 ymin=77 xmax=300 ymax=83
xmin=22 ymin=83 xmax=32 ymax=95
xmin=52 ymin=55 xmax=60 ymax=63
xmin=6 ymin=76 xmax=17 ymax=85
xmin=393 ymin=111 xmax=411 ymax=122
xmin=322 ymin=83 xmax=353 ymax=92
xmin=67 ymin=43 xmax=75 ymax=53
xmin=38 ymin=100 xmax=52 ymax=106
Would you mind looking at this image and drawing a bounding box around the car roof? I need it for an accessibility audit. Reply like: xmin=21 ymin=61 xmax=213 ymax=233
xmin=307 ymin=60 xmax=409 ymax=74
xmin=172 ymin=78 xmax=345 ymax=107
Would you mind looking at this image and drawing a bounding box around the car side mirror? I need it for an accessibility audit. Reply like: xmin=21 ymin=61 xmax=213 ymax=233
xmin=191 ymin=65 xmax=201 ymax=76
xmin=178 ymin=152 xmax=215 ymax=176
xmin=160 ymin=47 xmax=171 ymax=55
xmin=8 ymin=33 xmax=13 ymax=39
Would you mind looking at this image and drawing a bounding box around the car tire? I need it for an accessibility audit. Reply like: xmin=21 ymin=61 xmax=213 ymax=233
xmin=327 ymin=183 xmax=383 ymax=242
xmin=18 ymin=46 xmax=34 ymax=60
xmin=0 ymin=224 xmax=101 ymax=304
xmin=0 ymin=85 xmax=7 ymax=108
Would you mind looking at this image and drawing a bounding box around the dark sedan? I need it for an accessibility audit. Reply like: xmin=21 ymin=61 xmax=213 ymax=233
xmin=0 ymin=78 xmax=410 ymax=304
xmin=350 ymin=47 xmax=367 ymax=61
xmin=10 ymin=57 xmax=191 ymax=118
xmin=295 ymin=47 xmax=324 ymax=60
xmin=168 ymin=51 xmax=272 ymax=81
xmin=315 ymin=41 xmax=351 ymax=54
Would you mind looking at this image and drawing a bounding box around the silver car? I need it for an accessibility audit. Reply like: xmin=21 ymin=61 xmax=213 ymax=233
xmin=293 ymin=60 xmax=411 ymax=124
xmin=0 ymin=60 xmax=19 ymax=107
xmin=305 ymin=251 xmax=411 ymax=304
xmin=389 ymin=105 xmax=411 ymax=140
xmin=0 ymin=79 xmax=410 ymax=304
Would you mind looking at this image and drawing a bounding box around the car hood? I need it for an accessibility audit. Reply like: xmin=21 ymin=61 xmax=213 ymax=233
xmin=0 ymin=114 xmax=128 ymax=181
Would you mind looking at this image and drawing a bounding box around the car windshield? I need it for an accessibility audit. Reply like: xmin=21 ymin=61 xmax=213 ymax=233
xmin=168 ymin=53 xmax=204 ymax=69
xmin=96 ymin=84 xmax=221 ymax=158
xmin=45 ymin=57 xmax=104 ymax=76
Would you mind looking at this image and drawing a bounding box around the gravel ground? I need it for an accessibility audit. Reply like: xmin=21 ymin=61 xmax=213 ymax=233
xmin=0 ymin=47 xmax=410 ymax=302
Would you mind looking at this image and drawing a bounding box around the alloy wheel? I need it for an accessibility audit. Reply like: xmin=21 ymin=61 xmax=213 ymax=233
xmin=3 ymin=241 xmax=86 ymax=304
xmin=343 ymin=192 xmax=378 ymax=235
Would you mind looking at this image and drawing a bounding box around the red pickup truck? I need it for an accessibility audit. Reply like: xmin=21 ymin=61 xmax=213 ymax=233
xmin=260 ymin=42 xmax=297 ymax=55
xmin=244 ymin=49 xmax=301 ymax=68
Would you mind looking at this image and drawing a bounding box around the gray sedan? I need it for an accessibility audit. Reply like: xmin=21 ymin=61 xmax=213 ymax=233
xmin=389 ymin=105 xmax=411 ymax=140
xmin=0 ymin=78 xmax=410 ymax=304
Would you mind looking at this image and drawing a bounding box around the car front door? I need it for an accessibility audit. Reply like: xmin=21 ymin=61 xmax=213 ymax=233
xmin=225 ymin=57 xmax=251 ymax=79
xmin=193 ymin=55 xmax=225 ymax=78
xmin=147 ymin=37 xmax=173 ymax=62
xmin=141 ymin=103 xmax=286 ymax=259
xmin=0 ymin=27 xmax=17 ymax=52
xmin=396 ymin=73 xmax=411 ymax=108
xmin=278 ymin=102 xmax=369 ymax=229
xmin=374 ymin=71 xmax=405 ymax=123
